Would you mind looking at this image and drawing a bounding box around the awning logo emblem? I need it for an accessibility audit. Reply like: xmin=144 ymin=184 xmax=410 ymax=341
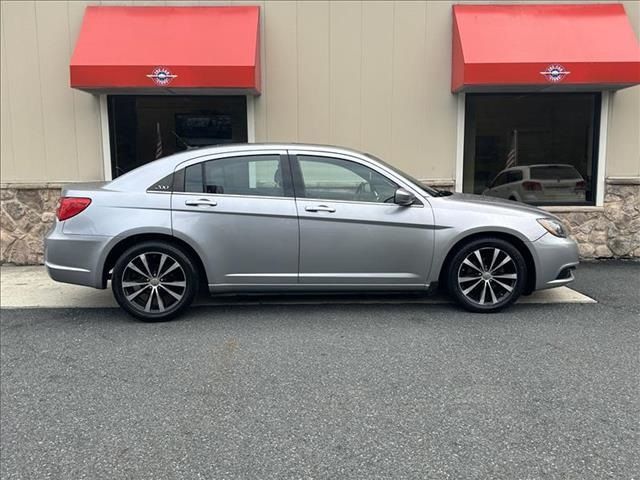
xmin=540 ymin=64 xmax=570 ymax=83
xmin=146 ymin=67 xmax=177 ymax=86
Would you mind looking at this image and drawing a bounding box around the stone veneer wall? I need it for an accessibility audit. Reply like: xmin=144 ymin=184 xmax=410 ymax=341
xmin=0 ymin=180 xmax=638 ymax=265
xmin=554 ymin=182 xmax=640 ymax=259
xmin=1 ymin=185 xmax=61 ymax=265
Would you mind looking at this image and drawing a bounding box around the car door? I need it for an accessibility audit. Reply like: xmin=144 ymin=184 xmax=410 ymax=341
xmin=290 ymin=151 xmax=435 ymax=288
xmin=171 ymin=150 xmax=299 ymax=290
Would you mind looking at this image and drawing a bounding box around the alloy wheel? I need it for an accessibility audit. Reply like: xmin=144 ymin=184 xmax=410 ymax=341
xmin=121 ymin=252 xmax=187 ymax=313
xmin=457 ymin=247 xmax=518 ymax=306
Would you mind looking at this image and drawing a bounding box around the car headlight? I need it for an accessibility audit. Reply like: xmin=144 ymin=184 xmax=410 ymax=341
xmin=537 ymin=218 xmax=567 ymax=238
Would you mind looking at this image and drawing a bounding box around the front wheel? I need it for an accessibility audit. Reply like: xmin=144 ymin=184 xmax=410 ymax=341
xmin=112 ymin=241 xmax=199 ymax=321
xmin=447 ymin=238 xmax=527 ymax=313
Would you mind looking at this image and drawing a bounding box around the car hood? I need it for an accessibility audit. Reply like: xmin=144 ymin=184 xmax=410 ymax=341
xmin=438 ymin=192 xmax=560 ymax=219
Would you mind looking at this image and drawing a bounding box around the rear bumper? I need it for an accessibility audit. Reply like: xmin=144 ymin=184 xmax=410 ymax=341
xmin=44 ymin=222 xmax=112 ymax=289
xmin=531 ymin=233 xmax=580 ymax=290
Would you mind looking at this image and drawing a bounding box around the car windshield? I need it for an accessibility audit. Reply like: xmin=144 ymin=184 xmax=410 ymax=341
xmin=364 ymin=153 xmax=440 ymax=196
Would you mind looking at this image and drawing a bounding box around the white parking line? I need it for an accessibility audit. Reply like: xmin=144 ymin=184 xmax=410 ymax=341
xmin=0 ymin=266 xmax=596 ymax=309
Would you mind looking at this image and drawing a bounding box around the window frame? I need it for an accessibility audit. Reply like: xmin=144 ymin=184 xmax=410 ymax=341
xmin=171 ymin=150 xmax=295 ymax=199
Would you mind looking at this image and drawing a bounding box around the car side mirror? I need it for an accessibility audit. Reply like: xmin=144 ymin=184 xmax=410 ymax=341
xmin=394 ymin=188 xmax=416 ymax=206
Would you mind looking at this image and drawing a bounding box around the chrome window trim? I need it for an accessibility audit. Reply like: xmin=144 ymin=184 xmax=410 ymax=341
xmin=176 ymin=149 xmax=288 ymax=170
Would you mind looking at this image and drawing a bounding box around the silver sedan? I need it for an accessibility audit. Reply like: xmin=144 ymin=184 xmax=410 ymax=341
xmin=45 ymin=144 xmax=579 ymax=321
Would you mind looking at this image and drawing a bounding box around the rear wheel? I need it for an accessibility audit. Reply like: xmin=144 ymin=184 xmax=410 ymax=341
xmin=112 ymin=241 xmax=198 ymax=321
xmin=447 ymin=237 xmax=526 ymax=313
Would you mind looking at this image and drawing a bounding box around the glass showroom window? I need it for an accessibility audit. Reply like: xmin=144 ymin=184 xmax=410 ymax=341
xmin=462 ymin=93 xmax=600 ymax=206
xmin=108 ymin=95 xmax=247 ymax=178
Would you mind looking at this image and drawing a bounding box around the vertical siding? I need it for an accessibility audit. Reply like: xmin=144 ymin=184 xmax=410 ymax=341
xmin=606 ymin=0 xmax=640 ymax=177
xmin=423 ymin=0 xmax=458 ymax=181
xmin=263 ymin=0 xmax=298 ymax=142
xmin=390 ymin=1 xmax=428 ymax=175
xmin=360 ymin=1 xmax=394 ymax=161
xmin=255 ymin=0 xmax=460 ymax=180
xmin=35 ymin=1 xmax=78 ymax=181
xmin=0 ymin=0 xmax=102 ymax=183
xmin=0 ymin=0 xmax=638 ymax=183
xmin=0 ymin=9 xmax=15 ymax=182
xmin=329 ymin=1 xmax=362 ymax=150
xmin=296 ymin=1 xmax=330 ymax=144
xmin=1 ymin=1 xmax=47 ymax=182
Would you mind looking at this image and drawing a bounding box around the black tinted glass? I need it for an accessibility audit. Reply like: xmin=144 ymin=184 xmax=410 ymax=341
xmin=464 ymin=93 xmax=599 ymax=205
xmin=185 ymin=155 xmax=284 ymax=197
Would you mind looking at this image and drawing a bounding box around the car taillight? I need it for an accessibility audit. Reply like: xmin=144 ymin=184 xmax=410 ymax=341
xmin=522 ymin=181 xmax=542 ymax=191
xmin=56 ymin=197 xmax=92 ymax=221
xmin=575 ymin=180 xmax=586 ymax=191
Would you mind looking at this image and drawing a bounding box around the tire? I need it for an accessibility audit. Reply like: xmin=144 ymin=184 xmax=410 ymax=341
xmin=446 ymin=237 xmax=527 ymax=313
xmin=112 ymin=241 xmax=199 ymax=321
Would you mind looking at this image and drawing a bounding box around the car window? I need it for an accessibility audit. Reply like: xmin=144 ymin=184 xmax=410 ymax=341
xmin=491 ymin=172 xmax=508 ymax=187
xmin=297 ymin=155 xmax=397 ymax=203
xmin=184 ymin=155 xmax=285 ymax=197
xmin=530 ymin=166 xmax=581 ymax=181
xmin=506 ymin=171 xmax=522 ymax=183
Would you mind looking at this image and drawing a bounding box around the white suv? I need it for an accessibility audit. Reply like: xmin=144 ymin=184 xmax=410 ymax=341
xmin=483 ymin=164 xmax=586 ymax=204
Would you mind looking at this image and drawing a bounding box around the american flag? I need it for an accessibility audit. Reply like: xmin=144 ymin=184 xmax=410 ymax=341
xmin=505 ymin=129 xmax=518 ymax=169
xmin=155 ymin=122 xmax=163 ymax=159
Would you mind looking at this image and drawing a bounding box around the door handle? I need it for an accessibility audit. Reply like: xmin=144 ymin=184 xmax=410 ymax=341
xmin=185 ymin=198 xmax=217 ymax=207
xmin=305 ymin=205 xmax=336 ymax=213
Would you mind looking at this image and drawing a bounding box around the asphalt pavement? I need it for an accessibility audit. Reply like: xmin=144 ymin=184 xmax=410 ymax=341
xmin=1 ymin=261 xmax=638 ymax=479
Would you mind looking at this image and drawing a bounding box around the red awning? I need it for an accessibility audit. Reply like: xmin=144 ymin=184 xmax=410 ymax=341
xmin=70 ymin=6 xmax=260 ymax=94
xmin=452 ymin=4 xmax=640 ymax=93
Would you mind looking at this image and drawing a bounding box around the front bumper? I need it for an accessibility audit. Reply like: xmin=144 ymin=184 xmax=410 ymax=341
xmin=531 ymin=232 xmax=580 ymax=290
xmin=44 ymin=222 xmax=112 ymax=289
